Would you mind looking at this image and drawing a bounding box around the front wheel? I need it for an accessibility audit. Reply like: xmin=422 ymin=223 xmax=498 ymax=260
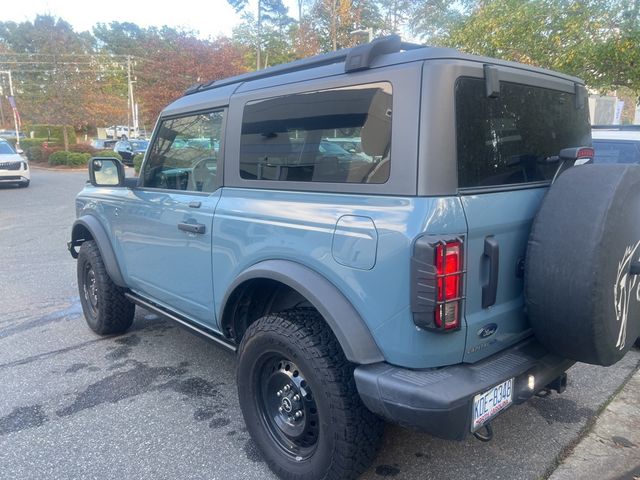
xmin=237 ymin=310 xmax=383 ymax=480
xmin=77 ymin=240 xmax=135 ymax=335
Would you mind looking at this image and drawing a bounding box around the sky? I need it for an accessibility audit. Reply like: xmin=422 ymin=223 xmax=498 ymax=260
xmin=2 ymin=0 xmax=302 ymax=38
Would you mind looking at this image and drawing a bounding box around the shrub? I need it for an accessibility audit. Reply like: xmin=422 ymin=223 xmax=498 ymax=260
xmin=19 ymin=137 xmax=50 ymax=150
xmin=48 ymin=151 xmax=70 ymax=166
xmin=48 ymin=151 xmax=91 ymax=167
xmin=42 ymin=144 xmax=63 ymax=163
xmin=68 ymin=152 xmax=91 ymax=166
xmin=26 ymin=146 xmax=43 ymax=163
xmin=28 ymin=124 xmax=77 ymax=143
xmin=133 ymin=153 xmax=144 ymax=174
xmin=69 ymin=143 xmax=96 ymax=155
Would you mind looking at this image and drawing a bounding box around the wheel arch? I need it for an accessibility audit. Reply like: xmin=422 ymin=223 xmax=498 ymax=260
xmin=71 ymin=215 xmax=127 ymax=287
xmin=220 ymin=260 xmax=385 ymax=365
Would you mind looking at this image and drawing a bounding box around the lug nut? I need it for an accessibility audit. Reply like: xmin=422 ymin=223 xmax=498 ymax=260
xmin=277 ymin=390 xmax=283 ymax=397
xmin=292 ymin=394 xmax=300 ymax=402
xmin=278 ymin=406 xmax=283 ymax=413
xmin=294 ymin=410 xmax=303 ymax=419
xmin=283 ymin=385 xmax=291 ymax=393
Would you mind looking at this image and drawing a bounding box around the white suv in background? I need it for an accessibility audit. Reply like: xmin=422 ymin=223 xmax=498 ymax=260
xmin=592 ymin=125 xmax=640 ymax=164
xmin=0 ymin=139 xmax=30 ymax=188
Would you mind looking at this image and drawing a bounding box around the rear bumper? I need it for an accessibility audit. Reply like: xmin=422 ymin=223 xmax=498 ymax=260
xmin=354 ymin=337 xmax=574 ymax=440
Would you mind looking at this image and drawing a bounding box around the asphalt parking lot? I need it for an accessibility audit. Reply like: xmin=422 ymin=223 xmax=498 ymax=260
xmin=1 ymin=168 xmax=639 ymax=480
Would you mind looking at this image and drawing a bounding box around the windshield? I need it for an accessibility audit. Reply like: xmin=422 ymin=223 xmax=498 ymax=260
xmin=0 ymin=142 xmax=16 ymax=154
xmin=319 ymin=141 xmax=350 ymax=155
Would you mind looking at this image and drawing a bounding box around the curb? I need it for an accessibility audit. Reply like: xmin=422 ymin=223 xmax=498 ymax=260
xmin=30 ymin=165 xmax=135 ymax=172
xmin=29 ymin=165 xmax=86 ymax=172
xmin=548 ymin=358 xmax=640 ymax=480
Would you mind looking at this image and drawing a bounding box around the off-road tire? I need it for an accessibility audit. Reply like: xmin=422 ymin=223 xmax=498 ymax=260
xmin=77 ymin=240 xmax=135 ymax=335
xmin=236 ymin=309 xmax=383 ymax=480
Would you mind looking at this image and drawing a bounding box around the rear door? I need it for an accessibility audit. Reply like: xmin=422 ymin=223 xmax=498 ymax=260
xmin=455 ymin=73 xmax=591 ymax=362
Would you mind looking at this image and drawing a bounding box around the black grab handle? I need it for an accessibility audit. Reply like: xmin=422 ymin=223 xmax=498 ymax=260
xmin=178 ymin=222 xmax=206 ymax=234
xmin=482 ymin=236 xmax=499 ymax=309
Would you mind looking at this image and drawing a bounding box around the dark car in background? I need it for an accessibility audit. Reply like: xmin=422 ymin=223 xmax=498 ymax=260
xmin=592 ymin=125 xmax=640 ymax=164
xmin=114 ymin=139 xmax=149 ymax=165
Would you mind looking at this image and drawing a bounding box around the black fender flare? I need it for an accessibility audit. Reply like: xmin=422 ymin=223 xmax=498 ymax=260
xmin=70 ymin=215 xmax=126 ymax=288
xmin=220 ymin=260 xmax=385 ymax=365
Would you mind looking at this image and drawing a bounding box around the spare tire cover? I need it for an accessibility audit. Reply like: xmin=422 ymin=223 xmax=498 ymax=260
xmin=526 ymin=164 xmax=640 ymax=366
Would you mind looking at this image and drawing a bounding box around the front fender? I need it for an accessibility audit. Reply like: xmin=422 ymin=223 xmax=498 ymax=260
xmin=69 ymin=215 xmax=126 ymax=287
xmin=220 ymin=260 xmax=385 ymax=365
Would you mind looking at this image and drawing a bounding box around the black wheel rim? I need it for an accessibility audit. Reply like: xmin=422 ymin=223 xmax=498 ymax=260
xmin=257 ymin=356 xmax=320 ymax=460
xmin=83 ymin=263 xmax=99 ymax=318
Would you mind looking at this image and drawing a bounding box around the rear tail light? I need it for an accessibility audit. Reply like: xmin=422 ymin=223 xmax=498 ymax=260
xmin=410 ymin=236 xmax=465 ymax=332
xmin=435 ymin=241 xmax=463 ymax=330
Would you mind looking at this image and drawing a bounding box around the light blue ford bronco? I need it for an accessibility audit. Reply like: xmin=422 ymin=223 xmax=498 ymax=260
xmin=69 ymin=36 xmax=640 ymax=480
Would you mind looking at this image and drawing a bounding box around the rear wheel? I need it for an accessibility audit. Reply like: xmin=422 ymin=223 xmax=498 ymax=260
xmin=77 ymin=240 xmax=135 ymax=335
xmin=237 ymin=309 xmax=383 ymax=480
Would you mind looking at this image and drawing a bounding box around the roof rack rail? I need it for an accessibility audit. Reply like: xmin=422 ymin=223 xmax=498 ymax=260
xmin=184 ymin=35 xmax=423 ymax=96
xmin=592 ymin=124 xmax=640 ymax=131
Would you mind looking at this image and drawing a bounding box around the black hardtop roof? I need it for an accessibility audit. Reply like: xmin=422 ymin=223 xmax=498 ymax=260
xmin=182 ymin=35 xmax=584 ymax=99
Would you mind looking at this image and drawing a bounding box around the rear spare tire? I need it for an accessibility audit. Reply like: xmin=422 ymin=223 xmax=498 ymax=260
xmin=526 ymin=164 xmax=640 ymax=366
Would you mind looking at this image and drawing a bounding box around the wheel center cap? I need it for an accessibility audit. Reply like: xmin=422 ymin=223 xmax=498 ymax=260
xmin=281 ymin=397 xmax=293 ymax=413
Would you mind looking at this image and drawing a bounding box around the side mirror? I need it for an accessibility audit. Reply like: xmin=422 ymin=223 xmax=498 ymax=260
xmin=89 ymin=157 xmax=125 ymax=187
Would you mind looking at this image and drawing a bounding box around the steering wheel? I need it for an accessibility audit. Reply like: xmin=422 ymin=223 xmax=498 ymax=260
xmin=188 ymin=157 xmax=217 ymax=192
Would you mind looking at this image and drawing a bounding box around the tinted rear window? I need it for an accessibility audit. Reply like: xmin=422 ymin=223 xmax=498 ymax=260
xmin=593 ymin=140 xmax=640 ymax=164
xmin=239 ymin=83 xmax=392 ymax=184
xmin=455 ymin=78 xmax=591 ymax=189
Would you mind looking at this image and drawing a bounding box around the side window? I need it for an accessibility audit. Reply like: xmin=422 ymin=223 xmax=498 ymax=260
xmin=240 ymin=82 xmax=392 ymax=184
xmin=142 ymin=111 xmax=224 ymax=192
xmin=455 ymin=78 xmax=591 ymax=189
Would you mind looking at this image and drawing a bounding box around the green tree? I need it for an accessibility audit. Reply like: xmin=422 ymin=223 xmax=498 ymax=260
xmin=311 ymin=0 xmax=378 ymax=51
xmin=228 ymin=0 xmax=293 ymax=69
xmin=431 ymin=0 xmax=640 ymax=96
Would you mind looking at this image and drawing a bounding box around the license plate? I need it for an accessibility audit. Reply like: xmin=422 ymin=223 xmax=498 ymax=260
xmin=472 ymin=378 xmax=514 ymax=431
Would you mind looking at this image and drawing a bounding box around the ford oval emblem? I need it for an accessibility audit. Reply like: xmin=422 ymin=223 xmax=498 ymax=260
xmin=477 ymin=323 xmax=498 ymax=339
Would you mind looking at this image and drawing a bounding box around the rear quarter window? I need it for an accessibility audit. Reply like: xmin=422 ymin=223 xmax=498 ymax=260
xmin=239 ymin=82 xmax=392 ymax=184
xmin=455 ymin=77 xmax=591 ymax=189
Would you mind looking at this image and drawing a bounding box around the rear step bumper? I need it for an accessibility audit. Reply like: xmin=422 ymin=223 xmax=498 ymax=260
xmin=354 ymin=337 xmax=574 ymax=440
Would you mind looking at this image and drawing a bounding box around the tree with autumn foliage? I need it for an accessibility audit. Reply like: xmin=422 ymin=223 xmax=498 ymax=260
xmin=0 ymin=18 xmax=249 ymax=139
xmin=136 ymin=34 xmax=247 ymax=121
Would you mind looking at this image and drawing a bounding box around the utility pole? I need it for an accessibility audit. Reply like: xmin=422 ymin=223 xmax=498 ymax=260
xmin=126 ymin=56 xmax=132 ymax=138
xmin=257 ymin=0 xmax=262 ymax=70
xmin=0 ymin=70 xmax=20 ymax=148
xmin=0 ymin=84 xmax=5 ymax=127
